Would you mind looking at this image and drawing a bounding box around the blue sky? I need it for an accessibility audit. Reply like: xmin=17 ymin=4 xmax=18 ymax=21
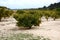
xmin=0 ymin=0 xmax=60 ymax=9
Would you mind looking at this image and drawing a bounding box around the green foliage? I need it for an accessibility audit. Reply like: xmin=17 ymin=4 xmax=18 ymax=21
xmin=50 ymin=11 xmax=59 ymax=20
xmin=16 ymin=10 xmax=25 ymax=14
xmin=56 ymin=8 xmax=60 ymax=11
xmin=44 ymin=12 xmax=51 ymax=21
xmin=0 ymin=6 xmax=13 ymax=21
xmin=14 ymin=9 xmax=60 ymax=29
xmin=55 ymin=8 xmax=60 ymax=18
xmin=14 ymin=11 xmax=41 ymax=29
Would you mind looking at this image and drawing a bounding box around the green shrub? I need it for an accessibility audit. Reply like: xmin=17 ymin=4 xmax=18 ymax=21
xmin=14 ymin=12 xmax=41 ymax=29
xmin=56 ymin=8 xmax=60 ymax=11
xmin=44 ymin=12 xmax=51 ymax=21
xmin=16 ymin=10 xmax=25 ymax=14
xmin=0 ymin=7 xmax=13 ymax=21
xmin=50 ymin=11 xmax=59 ymax=20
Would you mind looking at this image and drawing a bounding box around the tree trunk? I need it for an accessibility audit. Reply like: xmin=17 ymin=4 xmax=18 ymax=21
xmin=29 ymin=26 xmax=31 ymax=29
xmin=53 ymin=17 xmax=56 ymax=21
xmin=53 ymin=18 xmax=55 ymax=21
xmin=47 ymin=18 xmax=48 ymax=21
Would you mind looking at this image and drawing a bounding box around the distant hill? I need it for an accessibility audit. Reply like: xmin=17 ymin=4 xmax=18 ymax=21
xmin=48 ymin=2 xmax=60 ymax=10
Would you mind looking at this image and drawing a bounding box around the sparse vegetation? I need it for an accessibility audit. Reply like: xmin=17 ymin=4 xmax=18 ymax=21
xmin=0 ymin=33 xmax=50 ymax=40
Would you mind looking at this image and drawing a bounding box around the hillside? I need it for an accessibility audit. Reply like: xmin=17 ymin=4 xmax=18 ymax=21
xmin=48 ymin=2 xmax=60 ymax=10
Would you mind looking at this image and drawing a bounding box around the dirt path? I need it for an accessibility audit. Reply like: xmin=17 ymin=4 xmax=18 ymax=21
xmin=0 ymin=18 xmax=60 ymax=40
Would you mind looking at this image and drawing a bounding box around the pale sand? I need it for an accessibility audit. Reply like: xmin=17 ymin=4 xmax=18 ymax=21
xmin=0 ymin=17 xmax=60 ymax=40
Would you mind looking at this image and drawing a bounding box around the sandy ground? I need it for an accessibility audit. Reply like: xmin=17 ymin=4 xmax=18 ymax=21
xmin=0 ymin=17 xmax=60 ymax=40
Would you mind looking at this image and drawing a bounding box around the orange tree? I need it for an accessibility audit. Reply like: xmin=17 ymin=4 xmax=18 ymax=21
xmin=14 ymin=11 xmax=41 ymax=29
xmin=0 ymin=6 xmax=13 ymax=21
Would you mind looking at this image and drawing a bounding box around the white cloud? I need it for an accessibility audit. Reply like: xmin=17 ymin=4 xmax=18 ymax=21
xmin=0 ymin=0 xmax=58 ymax=9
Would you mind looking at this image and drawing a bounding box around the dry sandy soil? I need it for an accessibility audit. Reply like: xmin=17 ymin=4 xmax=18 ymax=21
xmin=0 ymin=17 xmax=60 ymax=40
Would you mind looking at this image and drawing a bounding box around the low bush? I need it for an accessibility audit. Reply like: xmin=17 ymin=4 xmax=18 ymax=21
xmin=14 ymin=11 xmax=41 ymax=29
xmin=0 ymin=7 xmax=13 ymax=21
